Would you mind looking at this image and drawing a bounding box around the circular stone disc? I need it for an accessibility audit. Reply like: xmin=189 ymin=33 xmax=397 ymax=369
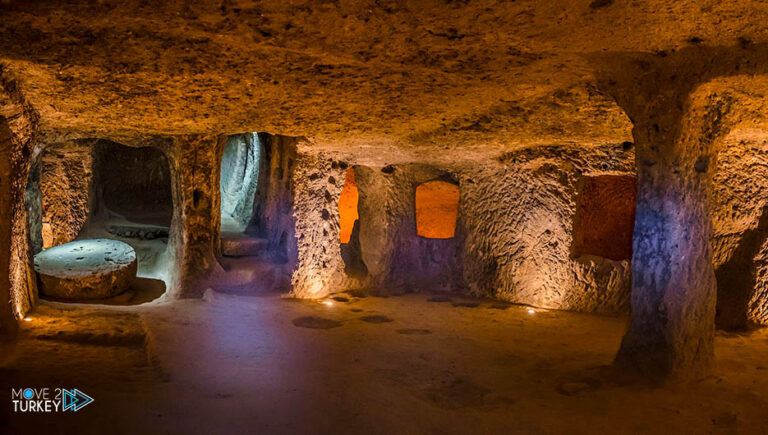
xmin=34 ymin=238 xmax=137 ymax=300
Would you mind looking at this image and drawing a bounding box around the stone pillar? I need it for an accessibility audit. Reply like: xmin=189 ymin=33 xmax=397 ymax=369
xmin=288 ymin=152 xmax=347 ymax=298
xmin=262 ymin=135 xmax=298 ymax=259
xmin=355 ymin=165 xmax=409 ymax=291
xmin=614 ymin=94 xmax=732 ymax=380
xmin=167 ymin=135 xmax=223 ymax=298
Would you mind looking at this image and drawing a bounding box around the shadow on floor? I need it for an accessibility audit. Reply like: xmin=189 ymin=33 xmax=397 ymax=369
xmin=40 ymin=276 xmax=166 ymax=306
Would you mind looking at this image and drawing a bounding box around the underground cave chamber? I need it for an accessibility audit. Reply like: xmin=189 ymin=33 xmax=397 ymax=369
xmin=5 ymin=112 xmax=768 ymax=434
xmin=7 ymin=4 xmax=768 ymax=432
xmin=25 ymin=139 xmax=173 ymax=304
xmin=10 ymin=131 xmax=768 ymax=359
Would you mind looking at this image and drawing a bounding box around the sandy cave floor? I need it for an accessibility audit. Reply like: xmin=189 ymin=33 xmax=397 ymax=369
xmin=1 ymin=292 xmax=767 ymax=434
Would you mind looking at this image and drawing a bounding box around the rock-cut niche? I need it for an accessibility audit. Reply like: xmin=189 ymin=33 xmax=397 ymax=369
xmin=572 ymin=175 xmax=636 ymax=261
xmin=415 ymin=180 xmax=459 ymax=239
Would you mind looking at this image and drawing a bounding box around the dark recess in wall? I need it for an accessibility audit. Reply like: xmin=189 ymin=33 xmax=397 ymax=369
xmin=572 ymin=175 xmax=636 ymax=261
xmin=93 ymin=141 xmax=173 ymax=226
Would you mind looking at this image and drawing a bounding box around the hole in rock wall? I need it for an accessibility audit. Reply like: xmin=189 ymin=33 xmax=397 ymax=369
xmin=572 ymin=175 xmax=637 ymax=261
xmin=338 ymin=168 xmax=367 ymax=279
xmin=415 ymin=180 xmax=459 ymax=239
xmin=339 ymin=167 xmax=359 ymax=244
xmin=220 ymin=132 xmax=263 ymax=233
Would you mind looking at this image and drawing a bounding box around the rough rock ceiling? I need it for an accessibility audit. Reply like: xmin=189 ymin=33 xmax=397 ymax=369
xmin=2 ymin=0 xmax=767 ymax=162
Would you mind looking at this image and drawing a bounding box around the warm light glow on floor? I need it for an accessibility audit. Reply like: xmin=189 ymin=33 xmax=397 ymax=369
xmin=338 ymin=168 xmax=359 ymax=244
xmin=415 ymin=180 xmax=459 ymax=239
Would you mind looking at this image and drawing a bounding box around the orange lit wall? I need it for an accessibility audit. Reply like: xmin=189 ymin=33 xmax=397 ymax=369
xmin=338 ymin=168 xmax=359 ymax=244
xmin=415 ymin=180 xmax=459 ymax=239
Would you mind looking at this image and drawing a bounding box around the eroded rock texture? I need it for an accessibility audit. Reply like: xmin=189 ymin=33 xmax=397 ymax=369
xmin=165 ymin=135 xmax=223 ymax=297
xmin=256 ymin=134 xmax=297 ymax=256
xmin=38 ymin=141 xmax=92 ymax=248
xmin=0 ymin=110 xmax=19 ymax=338
xmin=592 ymin=48 xmax=767 ymax=380
xmin=1 ymin=70 xmax=39 ymax=323
xmin=711 ymin=134 xmax=768 ymax=329
xmin=6 ymin=1 xmax=768 ymax=382
xmin=289 ymin=153 xmax=349 ymax=298
xmin=357 ymin=165 xmax=464 ymax=294
xmin=287 ymin=146 xmax=634 ymax=312
xmin=460 ymin=145 xmax=634 ymax=314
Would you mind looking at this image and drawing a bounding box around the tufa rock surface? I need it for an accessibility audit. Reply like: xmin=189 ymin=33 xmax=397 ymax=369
xmin=33 ymin=238 xmax=137 ymax=300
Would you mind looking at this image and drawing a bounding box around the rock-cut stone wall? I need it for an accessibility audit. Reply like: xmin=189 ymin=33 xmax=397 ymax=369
xmin=288 ymin=143 xmax=635 ymax=315
xmin=288 ymin=152 xmax=350 ymax=298
xmin=356 ymin=164 xmax=464 ymax=295
xmin=460 ymin=144 xmax=635 ymax=314
xmin=1 ymin=71 xmax=39 ymax=326
xmin=37 ymin=141 xmax=93 ymax=249
xmin=710 ymin=134 xmax=768 ymax=329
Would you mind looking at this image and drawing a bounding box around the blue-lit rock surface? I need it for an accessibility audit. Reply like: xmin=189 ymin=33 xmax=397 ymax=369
xmin=33 ymin=239 xmax=137 ymax=300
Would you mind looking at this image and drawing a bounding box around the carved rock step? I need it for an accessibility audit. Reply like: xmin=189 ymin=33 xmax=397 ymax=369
xmin=212 ymin=257 xmax=289 ymax=295
xmin=220 ymin=232 xmax=269 ymax=258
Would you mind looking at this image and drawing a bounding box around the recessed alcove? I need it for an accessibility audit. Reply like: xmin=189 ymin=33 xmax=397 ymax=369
xmin=415 ymin=180 xmax=459 ymax=239
xmin=95 ymin=141 xmax=173 ymax=229
xmin=6 ymin=4 xmax=768 ymax=432
xmin=572 ymin=175 xmax=636 ymax=261
xmin=89 ymin=140 xmax=173 ymax=290
xmin=218 ymin=132 xmax=271 ymax=259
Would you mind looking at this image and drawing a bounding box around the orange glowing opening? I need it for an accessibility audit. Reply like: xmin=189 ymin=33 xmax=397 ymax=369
xmin=415 ymin=180 xmax=459 ymax=239
xmin=338 ymin=168 xmax=359 ymax=244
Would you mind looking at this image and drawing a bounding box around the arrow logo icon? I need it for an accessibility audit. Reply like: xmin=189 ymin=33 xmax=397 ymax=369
xmin=62 ymin=388 xmax=94 ymax=412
